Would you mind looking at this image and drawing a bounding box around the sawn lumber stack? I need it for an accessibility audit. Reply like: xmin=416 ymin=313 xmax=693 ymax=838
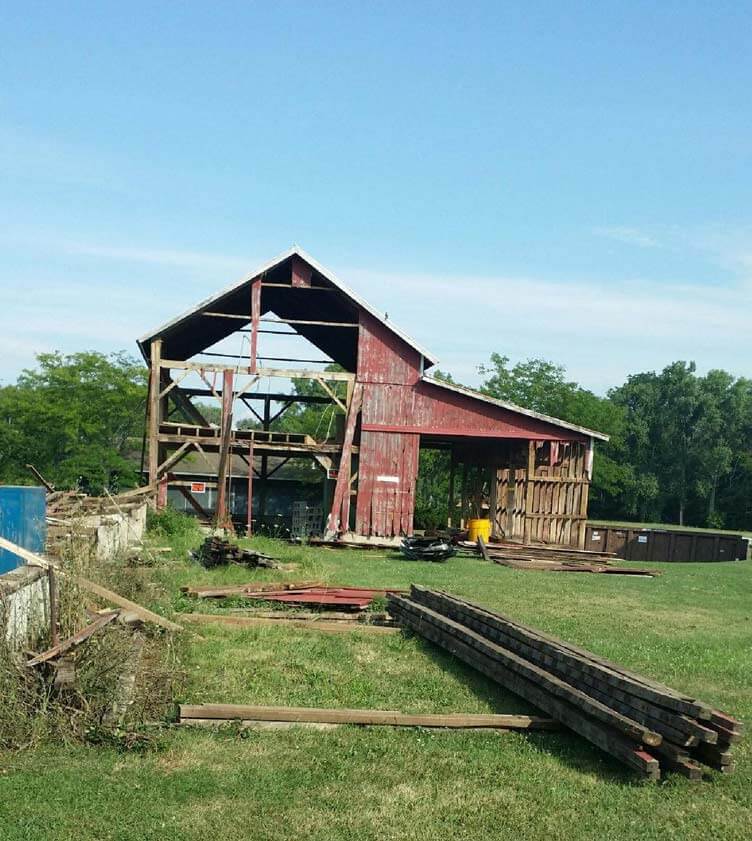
xmin=388 ymin=586 xmax=741 ymax=780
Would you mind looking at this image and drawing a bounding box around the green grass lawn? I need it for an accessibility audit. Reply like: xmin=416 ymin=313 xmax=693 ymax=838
xmin=2 ymin=536 xmax=751 ymax=840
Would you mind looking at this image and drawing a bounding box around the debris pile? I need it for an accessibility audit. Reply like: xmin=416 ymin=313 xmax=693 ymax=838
xmin=194 ymin=536 xmax=280 ymax=569
xmin=388 ymin=586 xmax=741 ymax=780
xmin=182 ymin=580 xmax=404 ymax=611
xmin=45 ymin=486 xmax=152 ymax=562
xmin=400 ymin=537 xmax=455 ymax=562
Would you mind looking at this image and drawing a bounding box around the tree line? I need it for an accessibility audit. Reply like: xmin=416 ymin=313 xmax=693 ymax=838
xmin=0 ymin=350 xmax=749 ymax=531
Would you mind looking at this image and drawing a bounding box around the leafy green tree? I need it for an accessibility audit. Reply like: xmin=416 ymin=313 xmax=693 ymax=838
xmin=0 ymin=351 xmax=147 ymax=491
xmin=478 ymin=354 xmax=628 ymax=520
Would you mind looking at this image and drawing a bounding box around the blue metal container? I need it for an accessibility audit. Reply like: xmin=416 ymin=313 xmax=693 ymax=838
xmin=0 ymin=486 xmax=47 ymax=573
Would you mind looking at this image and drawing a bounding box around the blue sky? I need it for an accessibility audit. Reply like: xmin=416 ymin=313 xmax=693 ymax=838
xmin=1 ymin=2 xmax=750 ymax=393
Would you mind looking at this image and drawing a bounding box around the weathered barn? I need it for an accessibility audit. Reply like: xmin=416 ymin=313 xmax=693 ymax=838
xmin=137 ymin=247 xmax=608 ymax=547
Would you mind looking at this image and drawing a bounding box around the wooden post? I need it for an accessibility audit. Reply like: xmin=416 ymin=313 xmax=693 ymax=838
xmin=148 ymin=339 xmax=163 ymax=490
xmin=488 ymin=463 xmax=498 ymax=539
xmin=216 ymin=369 xmax=234 ymax=529
xmin=524 ymin=440 xmax=536 ymax=543
xmin=250 ymin=278 xmax=262 ymax=373
xmin=259 ymin=394 xmax=270 ymax=526
xmin=48 ymin=568 xmax=59 ymax=647
xmin=246 ymin=440 xmax=254 ymax=536
xmin=158 ymin=476 xmax=169 ymax=509
xmin=447 ymin=448 xmax=455 ymax=528
xmin=460 ymin=461 xmax=468 ymax=528
xmin=325 ymin=383 xmax=362 ymax=537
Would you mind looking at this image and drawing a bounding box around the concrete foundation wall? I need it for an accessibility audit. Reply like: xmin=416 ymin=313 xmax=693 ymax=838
xmin=84 ymin=502 xmax=147 ymax=562
xmin=0 ymin=565 xmax=50 ymax=653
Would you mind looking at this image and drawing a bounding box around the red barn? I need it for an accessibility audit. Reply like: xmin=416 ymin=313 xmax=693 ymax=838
xmin=138 ymin=248 xmax=607 ymax=547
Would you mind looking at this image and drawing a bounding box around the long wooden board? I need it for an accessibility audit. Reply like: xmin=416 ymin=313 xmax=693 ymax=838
xmin=181 ymin=614 xmax=399 ymax=634
xmin=27 ymin=611 xmax=119 ymax=666
xmin=179 ymin=704 xmax=559 ymax=730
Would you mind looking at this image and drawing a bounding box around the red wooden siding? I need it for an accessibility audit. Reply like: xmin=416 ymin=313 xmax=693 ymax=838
xmin=361 ymin=380 xmax=588 ymax=441
xmin=357 ymin=312 xmax=422 ymax=386
xmin=355 ymin=430 xmax=419 ymax=537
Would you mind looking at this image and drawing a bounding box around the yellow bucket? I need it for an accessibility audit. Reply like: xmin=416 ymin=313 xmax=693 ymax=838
xmin=467 ymin=518 xmax=492 ymax=542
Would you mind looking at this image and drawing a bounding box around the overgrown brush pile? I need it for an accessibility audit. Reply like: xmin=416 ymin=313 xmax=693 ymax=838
xmin=0 ymin=532 xmax=184 ymax=752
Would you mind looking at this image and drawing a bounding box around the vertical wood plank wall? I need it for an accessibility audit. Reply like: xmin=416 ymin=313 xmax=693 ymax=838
xmin=494 ymin=441 xmax=590 ymax=548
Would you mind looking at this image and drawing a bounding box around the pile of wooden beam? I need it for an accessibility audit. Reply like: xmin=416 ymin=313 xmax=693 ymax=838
xmin=194 ymin=536 xmax=280 ymax=569
xmin=461 ymin=539 xmax=660 ymax=577
xmin=180 ymin=580 xmax=405 ymax=611
xmin=388 ymin=586 xmax=741 ymax=780
xmin=181 ymin=580 xmax=324 ymax=599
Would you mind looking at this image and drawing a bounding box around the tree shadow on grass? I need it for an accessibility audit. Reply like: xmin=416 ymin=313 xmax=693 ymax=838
xmin=408 ymin=631 xmax=643 ymax=785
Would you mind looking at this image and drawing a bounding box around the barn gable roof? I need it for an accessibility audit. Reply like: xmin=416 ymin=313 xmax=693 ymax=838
xmin=137 ymin=246 xmax=608 ymax=442
xmin=137 ymin=246 xmax=436 ymax=369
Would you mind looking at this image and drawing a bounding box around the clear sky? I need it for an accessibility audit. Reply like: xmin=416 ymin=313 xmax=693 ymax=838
xmin=1 ymin=2 xmax=750 ymax=393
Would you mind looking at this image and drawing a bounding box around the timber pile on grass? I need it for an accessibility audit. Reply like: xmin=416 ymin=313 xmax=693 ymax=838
xmin=388 ymin=586 xmax=741 ymax=781
xmin=459 ymin=539 xmax=660 ymax=576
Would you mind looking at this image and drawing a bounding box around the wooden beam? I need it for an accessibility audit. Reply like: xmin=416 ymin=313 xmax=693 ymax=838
xmin=162 ymin=359 xmax=355 ymax=382
xmin=179 ymin=703 xmax=559 ymax=730
xmin=27 ymin=611 xmax=120 ymax=666
xmin=203 ymin=311 xmax=249 ymax=320
xmin=215 ymin=369 xmax=234 ymax=528
xmin=524 ymin=440 xmax=536 ymax=543
xmin=325 ymin=382 xmax=363 ymax=537
xmin=246 ymin=439 xmax=254 ymax=535
xmin=0 ymin=536 xmax=182 ymax=633
xmin=250 ymin=277 xmax=261 ymax=373
xmin=156 ymin=442 xmax=193 ymax=476
xmin=176 ymin=485 xmax=212 ymax=519
xmin=259 ymin=317 xmax=358 ymax=328
xmin=148 ymin=339 xmax=163 ymax=487
xmin=314 ymin=376 xmax=347 ymax=414
xmin=180 ymin=615 xmax=399 ymax=635
xmin=261 ymin=283 xmax=337 ymax=292
xmin=158 ymin=369 xmax=191 ymax=400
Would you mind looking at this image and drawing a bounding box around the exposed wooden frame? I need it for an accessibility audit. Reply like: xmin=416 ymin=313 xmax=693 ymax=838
xmin=176 ymin=485 xmax=211 ymax=519
xmin=313 ymin=376 xmax=347 ymax=414
xmin=250 ymin=277 xmax=261 ymax=373
xmin=161 ymin=359 xmax=355 ymax=382
xmin=147 ymin=339 xmax=163 ymax=489
xmin=156 ymin=441 xmax=193 ymax=475
xmin=215 ymin=369 xmax=234 ymax=528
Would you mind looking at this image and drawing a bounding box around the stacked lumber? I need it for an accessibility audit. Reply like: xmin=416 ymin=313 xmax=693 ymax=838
xmin=181 ymin=580 xmax=324 ymax=599
xmin=194 ymin=536 xmax=279 ymax=569
xmin=459 ymin=540 xmax=660 ymax=577
xmin=388 ymin=586 xmax=741 ymax=780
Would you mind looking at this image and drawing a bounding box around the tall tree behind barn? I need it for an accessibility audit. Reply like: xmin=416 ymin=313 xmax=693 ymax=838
xmin=137 ymin=248 xmax=608 ymax=546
